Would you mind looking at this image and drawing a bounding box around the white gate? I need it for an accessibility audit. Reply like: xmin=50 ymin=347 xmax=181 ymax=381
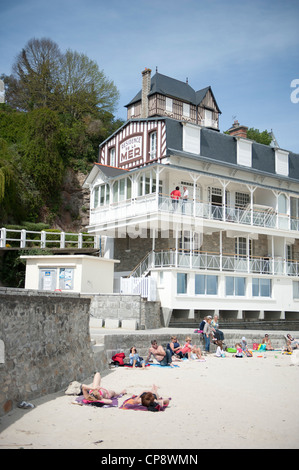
xmin=120 ymin=276 xmax=156 ymax=301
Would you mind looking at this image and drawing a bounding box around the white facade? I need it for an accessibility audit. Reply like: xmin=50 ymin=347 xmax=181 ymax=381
xmin=83 ymin=72 xmax=299 ymax=326
xmin=22 ymin=255 xmax=118 ymax=294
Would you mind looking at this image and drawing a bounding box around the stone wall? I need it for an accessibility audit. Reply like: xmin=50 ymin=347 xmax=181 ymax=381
xmin=89 ymin=293 xmax=162 ymax=329
xmin=0 ymin=289 xmax=96 ymax=417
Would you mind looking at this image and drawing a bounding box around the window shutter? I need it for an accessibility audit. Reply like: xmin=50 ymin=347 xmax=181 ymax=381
xmin=237 ymin=139 xmax=252 ymax=167
xmin=275 ymin=149 xmax=289 ymax=176
xmin=183 ymin=124 xmax=201 ymax=154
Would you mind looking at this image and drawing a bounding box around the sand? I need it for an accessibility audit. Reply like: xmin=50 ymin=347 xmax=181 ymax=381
xmin=1 ymin=349 xmax=299 ymax=451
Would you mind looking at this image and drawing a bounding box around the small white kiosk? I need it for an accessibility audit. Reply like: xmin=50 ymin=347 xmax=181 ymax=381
xmin=21 ymin=255 xmax=119 ymax=294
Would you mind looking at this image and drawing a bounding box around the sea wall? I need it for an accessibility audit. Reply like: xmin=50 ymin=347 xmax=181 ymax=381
xmin=0 ymin=289 xmax=95 ymax=416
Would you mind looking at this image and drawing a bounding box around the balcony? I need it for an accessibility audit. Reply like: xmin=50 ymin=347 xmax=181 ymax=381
xmin=130 ymin=250 xmax=299 ymax=278
xmin=89 ymin=194 xmax=298 ymax=232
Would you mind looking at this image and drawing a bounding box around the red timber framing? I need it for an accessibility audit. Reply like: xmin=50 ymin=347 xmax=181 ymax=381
xmin=99 ymin=119 xmax=167 ymax=170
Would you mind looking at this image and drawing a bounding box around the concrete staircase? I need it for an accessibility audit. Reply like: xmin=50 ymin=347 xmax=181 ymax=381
xmin=169 ymin=319 xmax=299 ymax=331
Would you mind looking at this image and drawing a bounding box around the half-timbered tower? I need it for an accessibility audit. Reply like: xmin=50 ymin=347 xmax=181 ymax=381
xmin=84 ymin=69 xmax=299 ymax=328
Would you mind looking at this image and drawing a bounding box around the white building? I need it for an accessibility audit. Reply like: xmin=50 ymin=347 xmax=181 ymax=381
xmin=83 ymin=68 xmax=299 ymax=327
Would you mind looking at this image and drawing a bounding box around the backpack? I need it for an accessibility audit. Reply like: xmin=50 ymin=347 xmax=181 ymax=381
xmin=112 ymin=352 xmax=125 ymax=366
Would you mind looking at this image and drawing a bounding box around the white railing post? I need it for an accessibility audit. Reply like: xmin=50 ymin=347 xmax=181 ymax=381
xmin=20 ymin=229 xmax=26 ymax=248
xmin=0 ymin=228 xmax=6 ymax=248
xmin=41 ymin=231 xmax=46 ymax=249
xmin=60 ymin=232 xmax=65 ymax=248
xmin=78 ymin=233 xmax=83 ymax=249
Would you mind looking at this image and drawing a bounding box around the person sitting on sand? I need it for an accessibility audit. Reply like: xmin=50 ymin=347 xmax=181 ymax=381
xmin=167 ymin=336 xmax=186 ymax=360
xmin=285 ymin=334 xmax=299 ymax=351
xmin=261 ymin=334 xmax=274 ymax=350
xmin=129 ymin=346 xmax=146 ymax=368
xmin=181 ymin=336 xmax=203 ymax=360
xmin=233 ymin=343 xmax=244 ymax=358
xmin=215 ymin=340 xmax=226 ymax=357
xmin=81 ymin=372 xmax=126 ymax=404
xmin=146 ymin=339 xmax=174 ymax=367
xmin=241 ymin=336 xmax=247 ymax=351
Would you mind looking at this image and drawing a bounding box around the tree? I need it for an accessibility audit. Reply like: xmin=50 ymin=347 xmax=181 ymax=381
xmin=11 ymin=37 xmax=63 ymax=111
xmin=60 ymin=50 xmax=119 ymax=119
xmin=246 ymin=128 xmax=272 ymax=145
xmin=5 ymin=38 xmax=120 ymax=119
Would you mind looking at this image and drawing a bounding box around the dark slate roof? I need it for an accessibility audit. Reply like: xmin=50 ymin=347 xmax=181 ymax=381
xmin=94 ymin=163 xmax=129 ymax=178
xmin=126 ymin=73 xmax=221 ymax=112
xmin=165 ymin=123 xmax=299 ymax=183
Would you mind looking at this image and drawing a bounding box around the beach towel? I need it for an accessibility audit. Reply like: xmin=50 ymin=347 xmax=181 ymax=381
xmin=148 ymin=363 xmax=179 ymax=368
xmin=124 ymin=364 xmax=150 ymax=368
xmin=74 ymin=394 xmax=122 ymax=408
xmin=119 ymin=395 xmax=171 ymax=412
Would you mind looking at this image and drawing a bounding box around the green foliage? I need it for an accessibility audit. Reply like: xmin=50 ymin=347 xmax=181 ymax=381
xmin=246 ymin=128 xmax=272 ymax=145
xmin=0 ymin=250 xmax=26 ymax=287
xmin=0 ymin=37 xmax=123 ymax=227
xmin=23 ymin=108 xmax=65 ymax=202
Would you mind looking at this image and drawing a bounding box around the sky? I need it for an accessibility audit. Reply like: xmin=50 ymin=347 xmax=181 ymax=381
xmin=1 ymin=0 xmax=299 ymax=152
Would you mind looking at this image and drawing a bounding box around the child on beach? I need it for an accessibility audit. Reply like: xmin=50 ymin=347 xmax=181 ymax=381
xmin=181 ymin=336 xmax=203 ymax=359
xmin=241 ymin=336 xmax=247 ymax=351
xmin=234 ymin=343 xmax=244 ymax=358
xmin=129 ymin=346 xmax=145 ymax=368
xmin=215 ymin=340 xmax=225 ymax=357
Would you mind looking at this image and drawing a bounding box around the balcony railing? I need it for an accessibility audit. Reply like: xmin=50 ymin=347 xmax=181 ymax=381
xmin=90 ymin=194 xmax=298 ymax=232
xmin=130 ymin=250 xmax=299 ymax=278
xmin=0 ymin=228 xmax=100 ymax=250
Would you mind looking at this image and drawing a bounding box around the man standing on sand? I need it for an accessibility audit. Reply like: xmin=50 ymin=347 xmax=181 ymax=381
xmin=146 ymin=340 xmax=174 ymax=367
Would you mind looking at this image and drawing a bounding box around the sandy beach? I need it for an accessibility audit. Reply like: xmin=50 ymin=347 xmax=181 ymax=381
xmin=1 ymin=347 xmax=299 ymax=451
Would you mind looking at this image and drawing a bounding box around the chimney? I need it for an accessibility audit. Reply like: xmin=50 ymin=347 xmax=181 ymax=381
xmin=226 ymin=120 xmax=248 ymax=139
xmin=141 ymin=68 xmax=151 ymax=118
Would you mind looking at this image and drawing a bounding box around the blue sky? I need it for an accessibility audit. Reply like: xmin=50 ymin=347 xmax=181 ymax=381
xmin=1 ymin=0 xmax=299 ymax=152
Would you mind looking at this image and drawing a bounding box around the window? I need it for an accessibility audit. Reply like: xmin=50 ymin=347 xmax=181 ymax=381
xmin=235 ymin=192 xmax=250 ymax=209
xmin=109 ymin=147 xmax=115 ymax=167
xmin=205 ymin=109 xmax=212 ymax=127
xmin=177 ymin=273 xmax=188 ymax=294
xmin=291 ymin=197 xmax=299 ymax=218
xmin=183 ymin=103 xmax=190 ymax=118
xmin=166 ymin=97 xmax=173 ymax=112
xmin=98 ymin=183 xmax=110 ymax=206
xmin=113 ymin=181 xmax=118 ymax=203
xmin=252 ymin=278 xmax=271 ymax=297
xmin=226 ymin=277 xmax=246 ymax=296
xmin=195 ymin=274 xmax=218 ymax=295
xmin=293 ymin=281 xmax=299 ymax=299
xmin=235 ymin=237 xmax=251 ymax=258
xmin=94 ymin=186 xmax=99 ymax=208
xmin=278 ymin=194 xmax=287 ymax=214
xmin=138 ymin=171 xmax=162 ymax=196
xmin=149 ymin=131 xmax=157 ymax=160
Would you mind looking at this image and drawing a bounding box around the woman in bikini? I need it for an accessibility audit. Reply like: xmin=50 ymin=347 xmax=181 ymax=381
xmin=81 ymin=372 xmax=126 ymax=404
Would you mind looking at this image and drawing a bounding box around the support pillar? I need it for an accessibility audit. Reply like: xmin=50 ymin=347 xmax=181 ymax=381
xmin=161 ymin=308 xmax=173 ymax=327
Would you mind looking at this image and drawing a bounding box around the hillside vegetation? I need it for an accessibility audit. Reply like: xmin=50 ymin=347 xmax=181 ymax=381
xmin=0 ymin=37 xmax=124 ymax=230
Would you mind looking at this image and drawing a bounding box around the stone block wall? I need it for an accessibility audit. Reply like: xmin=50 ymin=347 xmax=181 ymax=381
xmin=0 ymin=289 xmax=96 ymax=417
xmin=89 ymin=293 xmax=162 ymax=329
